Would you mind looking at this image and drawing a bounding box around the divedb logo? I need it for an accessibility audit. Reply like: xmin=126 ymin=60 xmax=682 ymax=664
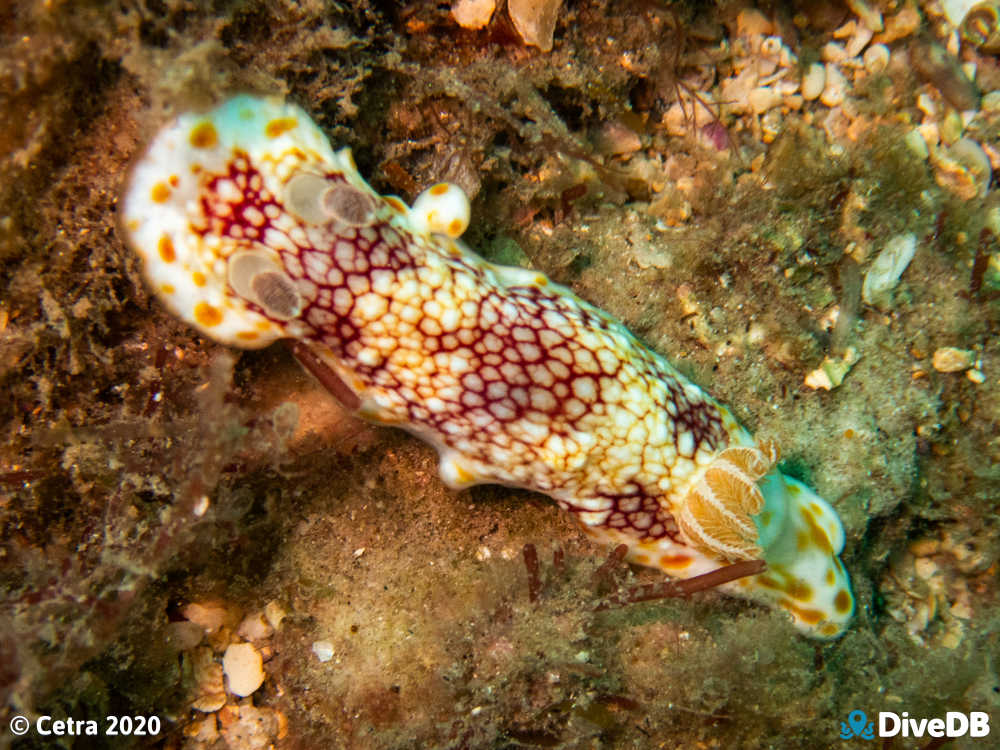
xmin=840 ymin=709 xmax=990 ymax=740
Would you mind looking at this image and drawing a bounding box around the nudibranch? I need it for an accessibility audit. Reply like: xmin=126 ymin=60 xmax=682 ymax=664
xmin=120 ymin=94 xmax=854 ymax=637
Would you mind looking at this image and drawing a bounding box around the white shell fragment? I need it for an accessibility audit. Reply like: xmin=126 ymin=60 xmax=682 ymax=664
xmin=223 ymin=642 xmax=265 ymax=697
xmin=862 ymin=233 xmax=918 ymax=307
xmin=312 ymin=640 xmax=335 ymax=662
xmin=804 ymin=347 xmax=860 ymax=390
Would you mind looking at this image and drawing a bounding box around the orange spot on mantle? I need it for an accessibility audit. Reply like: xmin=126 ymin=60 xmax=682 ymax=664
xmin=157 ymin=235 xmax=175 ymax=263
xmin=430 ymin=183 xmax=450 ymax=197
xmin=265 ymin=118 xmax=298 ymax=138
xmin=190 ymin=122 xmax=219 ymax=149
xmin=802 ymin=507 xmax=833 ymax=554
xmin=194 ymin=302 xmax=223 ymax=327
xmin=150 ymin=182 xmax=171 ymax=203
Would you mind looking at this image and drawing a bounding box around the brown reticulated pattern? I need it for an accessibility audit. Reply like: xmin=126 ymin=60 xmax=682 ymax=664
xmin=198 ymin=158 xmax=731 ymax=543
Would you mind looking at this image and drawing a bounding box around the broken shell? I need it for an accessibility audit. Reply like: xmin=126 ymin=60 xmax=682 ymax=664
xmin=863 ymin=43 xmax=890 ymax=74
xmin=962 ymin=2 xmax=1000 ymax=53
xmin=941 ymin=0 xmax=977 ymax=25
xmin=190 ymin=647 xmax=226 ymax=712
xmin=451 ymin=0 xmax=496 ymax=30
xmin=804 ymin=347 xmax=861 ymax=390
xmin=821 ymin=64 xmax=848 ymax=107
xmin=933 ymin=137 xmax=992 ymax=200
xmin=802 ymin=63 xmax=826 ymax=100
xmin=508 ymin=0 xmax=561 ymax=52
xmin=877 ymin=6 xmax=921 ymax=43
xmin=847 ymin=0 xmax=884 ymax=32
xmin=862 ymin=233 xmax=917 ymax=308
xmin=846 ymin=23 xmax=874 ymax=57
xmin=759 ymin=35 xmax=791 ymax=69
xmin=748 ymin=86 xmax=783 ymax=114
xmin=932 ymin=347 xmax=975 ymax=372
xmin=939 ymin=110 xmax=965 ymax=146
xmin=822 ymin=41 xmax=849 ymax=64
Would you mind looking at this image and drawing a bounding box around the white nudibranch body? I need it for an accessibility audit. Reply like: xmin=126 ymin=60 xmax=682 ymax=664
xmin=121 ymin=94 xmax=855 ymax=637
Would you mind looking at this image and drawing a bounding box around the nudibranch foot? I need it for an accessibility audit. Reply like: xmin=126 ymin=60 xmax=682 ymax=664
xmin=120 ymin=94 xmax=855 ymax=638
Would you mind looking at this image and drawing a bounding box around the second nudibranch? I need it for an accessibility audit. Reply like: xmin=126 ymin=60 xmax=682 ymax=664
xmin=120 ymin=95 xmax=854 ymax=637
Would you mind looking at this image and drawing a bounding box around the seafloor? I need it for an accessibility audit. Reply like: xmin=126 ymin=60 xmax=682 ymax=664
xmin=1 ymin=0 xmax=998 ymax=748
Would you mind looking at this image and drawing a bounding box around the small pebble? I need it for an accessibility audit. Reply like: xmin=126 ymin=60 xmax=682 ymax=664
xmin=914 ymin=557 xmax=938 ymax=580
xmin=863 ymin=43 xmax=889 ymax=74
xmin=847 ymin=0 xmax=883 ymax=32
xmin=748 ymin=86 xmax=782 ymax=114
xmin=223 ymin=643 xmax=265 ymax=697
xmin=822 ymin=41 xmax=849 ymax=63
xmin=736 ymin=8 xmax=773 ymax=37
xmin=821 ymin=63 xmax=848 ymax=107
xmin=802 ymin=62 xmax=826 ymax=100
xmin=879 ymin=6 xmax=919 ymax=43
xmin=932 ymin=347 xmax=974 ymax=372
xmin=982 ymin=91 xmax=1000 ymax=112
